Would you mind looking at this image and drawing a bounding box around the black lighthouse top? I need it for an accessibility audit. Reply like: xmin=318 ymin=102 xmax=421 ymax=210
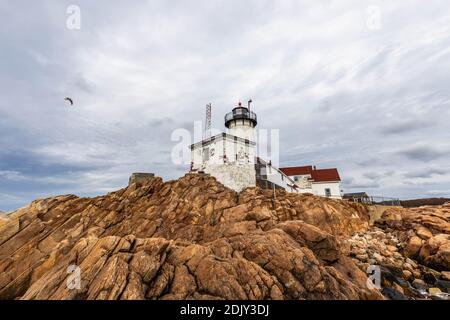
xmin=224 ymin=102 xmax=257 ymax=128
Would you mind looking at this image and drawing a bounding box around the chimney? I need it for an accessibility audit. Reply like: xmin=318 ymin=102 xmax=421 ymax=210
xmin=313 ymin=166 xmax=316 ymax=170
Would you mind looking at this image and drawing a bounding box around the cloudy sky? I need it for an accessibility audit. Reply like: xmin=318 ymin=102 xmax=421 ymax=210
xmin=1 ymin=0 xmax=450 ymax=211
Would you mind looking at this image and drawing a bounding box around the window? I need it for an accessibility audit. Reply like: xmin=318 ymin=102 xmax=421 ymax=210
xmin=294 ymin=176 xmax=299 ymax=182
xmin=325 ymin=188 xmax=331 ymax=197
xmin=202 ymin=147 xmax=209 ymax=162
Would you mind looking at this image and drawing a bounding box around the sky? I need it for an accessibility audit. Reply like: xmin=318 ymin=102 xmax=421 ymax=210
xmin=1 ymin=0 xmax=450 ymax=211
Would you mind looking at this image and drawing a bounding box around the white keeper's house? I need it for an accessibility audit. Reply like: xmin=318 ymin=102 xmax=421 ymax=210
xmin=189 ymin=101 xmax=343 ymax=199
xmin=279 ymin=166 xmax=343 ymax=199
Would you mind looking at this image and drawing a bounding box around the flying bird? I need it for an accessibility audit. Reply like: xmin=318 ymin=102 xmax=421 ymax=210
xmin=64 ymin=97 xmax=74 ymax=106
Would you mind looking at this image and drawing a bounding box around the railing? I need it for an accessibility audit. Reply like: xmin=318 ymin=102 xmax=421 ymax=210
xmin=370 ymin=196 xmax=401 ymax=206
xmin=346 ymin=195 xmax=401 ymax=206
xmin=224 ymin=110 xmax=257 ymax=123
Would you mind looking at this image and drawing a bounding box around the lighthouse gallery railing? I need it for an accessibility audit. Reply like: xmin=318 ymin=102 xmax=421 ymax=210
xmin=224 ymin=110 xmax=257 ymax=123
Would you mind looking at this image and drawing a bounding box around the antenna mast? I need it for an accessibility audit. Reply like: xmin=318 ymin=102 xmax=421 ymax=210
xmin=204 ymin=103 xmax=212 ymax=139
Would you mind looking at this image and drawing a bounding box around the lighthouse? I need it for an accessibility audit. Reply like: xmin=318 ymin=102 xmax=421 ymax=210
xmin=189 ymin=100 xmax=298 ymax=193
xmin=224 ymin=101 xmax=257 ymax=142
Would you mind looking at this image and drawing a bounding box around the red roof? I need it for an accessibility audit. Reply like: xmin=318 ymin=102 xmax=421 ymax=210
xmin=311 ymin=168 xmax=341 ymax=182
xmin=280 ymin=166 xmax=341 ymax=182
xmin=279 ymin=166 xmax=313 ymax=176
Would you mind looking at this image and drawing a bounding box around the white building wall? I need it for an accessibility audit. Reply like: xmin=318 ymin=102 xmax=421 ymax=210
xmin=311 ymin=182 xmax=342 ymax=199
xmin=202 ymin=163 xmax=256 ymax=192
xmin=227 ymin=120 xmax=255 ymax=141
xmin=191 ymin=135 xmax=258 ymax=192
xmin=192 ymin=137 xmax=256 ymax=169
xmin=192 ymin=139 xmax=229 ymax=166
xmin=223 ymin=138 xmax=255 ymax=165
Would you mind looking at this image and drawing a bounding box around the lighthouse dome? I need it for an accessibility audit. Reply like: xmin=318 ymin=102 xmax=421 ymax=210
xmin=224 ymin=102 xmax=257 ymax=141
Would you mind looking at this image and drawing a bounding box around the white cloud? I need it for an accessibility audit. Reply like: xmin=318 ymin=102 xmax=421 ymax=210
xmin=1 ymin=0 xmax=450 ymax=210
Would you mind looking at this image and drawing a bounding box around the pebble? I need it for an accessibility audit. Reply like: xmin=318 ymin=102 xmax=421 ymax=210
xmin=412 ymin=279 xmax=428 ymax=291
xmin=356 ymin=254 xmax=368 ymax=261
xmin=428 ymin=287 xmax=442 ymax=295
xmin=389 ymin=238 xmax=399 ymax=245
xmin=405 ymin=258 xmax=418 ymax=269
xmin=402 ymin=270 xmax=413 ymax=279
xmin=403 ymin=263 xmax=414 ymax=272
xmin=348 ymin=227 xmax=436 ymax=299
xmin=412 ymin=270 xmax=421 ymax=278
xmin=393 ymin=252 xmax=403 ymax=259
xmin=387 ymin=245 xmax=398 ymax=252
xmin=406 ymin=230 xmax=416 ymax=237
xmin=373 ymin=253 xmax=383 ymax=263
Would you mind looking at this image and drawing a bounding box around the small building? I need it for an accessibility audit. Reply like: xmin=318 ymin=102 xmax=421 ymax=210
xmin=280 ymin=165 xmax=343 ymax=199
xmin=343 ymin=192 xmax=371 ymax=204
xmin=190 ymin=102 xmax=298 ymax=193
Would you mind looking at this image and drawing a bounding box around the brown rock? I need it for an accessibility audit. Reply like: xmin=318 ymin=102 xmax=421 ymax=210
xmin=402 ymin=270 xmax=413 ymax=280
xmin=405 ymin=236 xmax=423 ymax=258
xmin=375 ymin=202 xmax=450 ymax=272
xmin=373 ymin=252 xmax=384 ymax=264
xmin=412 ymin=270 xmax=421 ymax=279
xmin=387 ymin=245 xmax=398 ymax=252
xmin=418 ymin=234 xmax=450 ymax=270
xmin=402 ymin=263 xmax=414 ymax=272
xmin=432 ymin=242 xmax=450 ymax=271
xmin=0 ymin=173 xmax=383 ymax=300
xmin=276 ymin=221 xmax=340 ymax=262
xmin=416 ymin=226 xmax=433 ymax=240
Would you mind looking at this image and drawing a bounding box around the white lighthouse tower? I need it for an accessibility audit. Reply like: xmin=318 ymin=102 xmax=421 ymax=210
xmin=189 ymin=100 xmax=299 ymax=193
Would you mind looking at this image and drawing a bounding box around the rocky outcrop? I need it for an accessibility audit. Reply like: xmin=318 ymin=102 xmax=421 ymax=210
xmin=376 ymin=203 xmax=450 ymax=272
xmin=0 ymin=173 xmax=381 ymax=300
xmin=346 ymin=203 xmax=450 ymax=300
